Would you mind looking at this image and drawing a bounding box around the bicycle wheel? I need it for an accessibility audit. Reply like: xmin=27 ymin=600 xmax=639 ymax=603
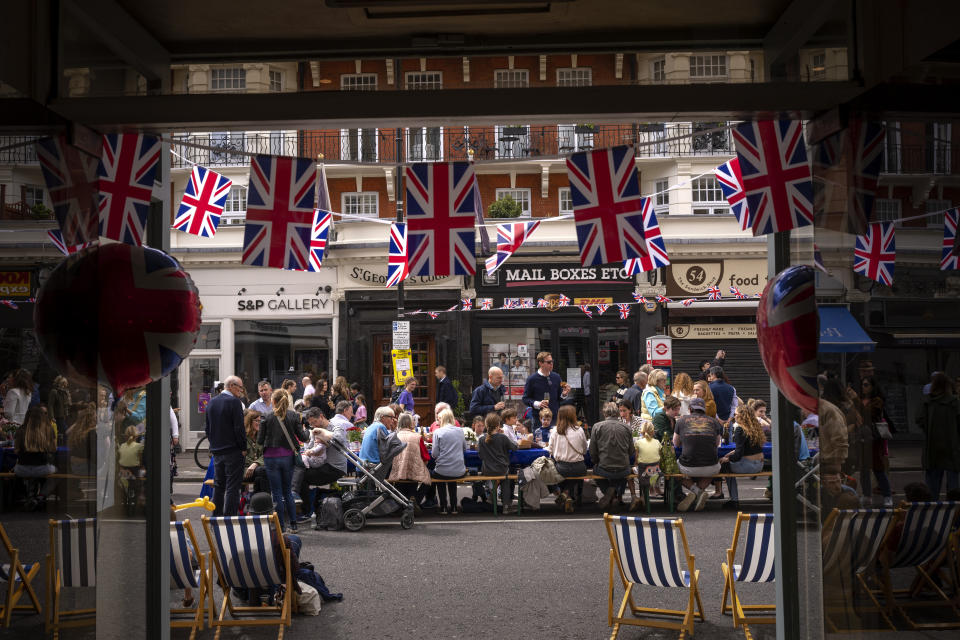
xmin=194 ymin=436 xmax=211 ymax=470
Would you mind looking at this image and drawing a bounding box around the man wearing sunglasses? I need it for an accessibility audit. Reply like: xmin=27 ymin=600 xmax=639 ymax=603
xmin=522 ymin=352 xmax=573 ymax=430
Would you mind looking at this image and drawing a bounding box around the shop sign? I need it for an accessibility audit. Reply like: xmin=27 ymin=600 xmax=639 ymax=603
xmin=0 ymin=270 xmax=32 ymax=297
xmin=669 ymin=324 xmax=757 ymax=339
xmin=236 ymin=296 xmax=332 ymax=312
xmin=573 ymin=297 xmax=613 ymax=305
xmin=666 ymin=259 xmax=767 ymax=297
xmin=646 ymin=335 xmax=672 ymax=367
xmin=347 ymin=266 xmax=454 ymax=287
xmin=496 ymin=263 xmax=636 ymax=287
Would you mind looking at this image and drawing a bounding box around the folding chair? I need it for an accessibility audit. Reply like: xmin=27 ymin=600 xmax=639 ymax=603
xmin=201 ymin=514 xmax=293 ymax=640
xmin=876 ymin=501 xmax=960 ymax=629
xmin=46 ymin=518 xmax=97 ymax=640
xmin=170 ymin=519 xmax=213 ymax=640
xmin=603 ymin=514 xmax=705 ymax=640
xmin=0 ymin=523 xmax=42 ymax=627
xmin=820 ymin=508 xmax=895 ymax=632
xmin=720 ymin=513 xmax=775 ymax=639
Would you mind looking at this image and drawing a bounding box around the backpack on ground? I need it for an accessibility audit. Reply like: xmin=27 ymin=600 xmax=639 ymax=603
xmin=316 ymin=496 xmax=343 ymax=531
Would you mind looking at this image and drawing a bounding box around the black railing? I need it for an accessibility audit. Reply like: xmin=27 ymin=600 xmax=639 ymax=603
xmin=0 ymin=137 xmax=39 ymax=164
xmin=881 ymin=144 xmax=957 ymax=175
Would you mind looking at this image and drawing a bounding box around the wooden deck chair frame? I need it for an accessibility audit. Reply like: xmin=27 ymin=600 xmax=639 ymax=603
xmin=603 ymin=514 xmax=705 ymax=640
xmin=875 ymin=501 xmax=960 ymax=630
xmin=202 ymin=513 xmax=293 ymax=640
xmin=46 ymin=518 xmax=96 ymax=640
xmin=0 ymin=522 xmax=42 ymax=627
xmin=820 ymin=508 xmax=896 ymax=633
xmin=720 ymin=513 xmax=776 ymax=639
xmin=170 ymin=519 xmax=213 ymax=640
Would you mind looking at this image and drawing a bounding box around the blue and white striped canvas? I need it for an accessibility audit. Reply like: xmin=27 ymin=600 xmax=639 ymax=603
xmin=207 ymin=516 xmax=283 ymax=589
xmin=821 ymin=509 xmax=893 ymax=576
xmin=890 ymin=502 xmax=959 ymax=568
xmin=170 ymin=521 xmax=201 ymax=590
xmin=53 ymin=518 xmax=97 ymax=588
xmin=612 ymin=517 xmax=688 ymax=588
xmin=734 ymin=513 xmax=775 ymax=583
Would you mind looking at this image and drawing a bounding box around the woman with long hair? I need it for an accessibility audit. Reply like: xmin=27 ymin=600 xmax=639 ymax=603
xmin=13 ymin=405 xmax=58 ymax=504
xmin=243 ymin=409 xmax=269 ymax=493
xmin=641 ymin=369 xmax=667 ymax=422
xmin=430 ymin=408 xmax=467 ymax=515
xmin=388 ymin=412 xmax=432 ymax=512
xmin=718 ymin=404 xmax=766 ymax=509
xmin=67 ymin=402 xmax=97 ymax=476
xmin=315 ymin=378 xmax=335 ymax=419
xmin=859 ymin=376 xmax=892 ymax=507
xmin=332 ymin=376 xmax=352 ymax=405
xmin=48 ymin=375 xmax=72 ymax=441
xmin=548 ymin=404 xmax=587 ymax=512
xmin=257 ymin=390 xmax=309 ymax=532
xmin=919 ymin=372 xmax=960 ymax=498
xmin=672 ymin=372 xmax=695 ymax=416
xmin=693 ymin=380 xmax=717 ymax=417
xmin=3 ymin=368 xmax=33 ymax=427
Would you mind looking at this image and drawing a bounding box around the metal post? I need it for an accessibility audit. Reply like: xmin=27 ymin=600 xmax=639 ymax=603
xmin=769 ymin=230 xmax=798 ymax=640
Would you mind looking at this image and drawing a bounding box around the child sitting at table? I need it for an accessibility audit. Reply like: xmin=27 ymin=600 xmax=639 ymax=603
xmin=536 ymin=407 xmax=553 ymax=445
xmin=634 ymin=422 xmax=662 ymax=507
xmin=302 ymin=428 xmax=327 ymax=468
xmin=501 ymin=408 xmax=533 ymax=449
xmin=478 ymin=412 xmax=518 ymax=511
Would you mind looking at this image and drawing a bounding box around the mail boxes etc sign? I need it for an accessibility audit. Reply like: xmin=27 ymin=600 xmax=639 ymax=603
xmin=666 ymin=259 xmax=767 ymax=297
xmin=0 ymin=271 xmax=32 ymax=298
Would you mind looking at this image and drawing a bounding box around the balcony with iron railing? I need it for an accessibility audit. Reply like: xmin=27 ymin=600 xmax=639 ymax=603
xmin=880 ymin=144 xmax=956 ymax=175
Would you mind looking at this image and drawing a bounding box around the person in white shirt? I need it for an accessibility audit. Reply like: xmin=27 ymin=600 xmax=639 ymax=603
xmin=301 ymin=376 xmax=316 ymax=399
xmin=249 ymin=381 xmax=273 ymax=416
xmin=3 ymin=368 xmax=33 ymax=426
xmin=499 ymin=407 xmax=532 ymax=448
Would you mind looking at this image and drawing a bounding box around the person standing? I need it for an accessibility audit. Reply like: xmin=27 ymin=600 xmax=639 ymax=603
xmin=707 ymin=366 xmax=736 ymax=435
xmin=641 ymin=369 xmax=667 ymax=422
xmin=205 ymin=375 xmax=246 ymax=517
xmin=918 ymin=371 xmax=960 ymax=498
xmin=613 ymin=370 xmax=630 ymax=404
xmin=301 ymin=376 xmax=316 ymax=399
xmin=3 ymin=368 xmax=33 ymax=427
xmin=522 ymin=352 xmax=573 ymax=429
xmin=257 ymin=389 xmax=309 ymax=532
xmin=48 ymin=376 xmax=72 ymax=440
xmin=248 ymin=381 xmax=274 ymax=416
xmin=435 ymin=366 xmax=458 ymax=409
xmin=397 ymin=377 xmax=417 ymax=414
xmin=621 ymin=372 xmax=647 ymax=416
xmin=469 ymin=367 xmax=506 ymax=417
xmin=859 ymin=376 xmax=893 ymax=507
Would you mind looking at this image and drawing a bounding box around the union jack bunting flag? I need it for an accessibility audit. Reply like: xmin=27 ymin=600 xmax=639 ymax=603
xmin=462 ymin=298 xmax=473 ymax=311
xmin=656 ymin=295 xmax=672 ymax=304
xmin=557 ymin=294 xmax=571 ymax=307
xmin=681 ymin=298 xmax=695 ymax=307
xmin=485 ymin=220 xmax=541 ymax=275
xmin=595 ymin=304 xmax=610 ymax=316
xmin=97 ymin=133 xmax=161 ymax=245
xmin=579 ymin=304 xmax=593 ymax=318
xmin=813 ymin=243 xmax=829 ymax=273
xmin=854 ymin=221 xmax=896 ymax=285
xmin=714 ymin=158 xmax=752 ymax=232
xmin=941 ymin=208 xmax=959 ymax=271
xmin=503 ymin=298 xmax=519 ymax=310
xmin=308 ymin=210 xmax=332 ymax=272
xmin=47 ymin=229 xmax=91 ymax=256
xmin=445 ymin=304 xmax=458 ymax=312
xmin=479 ymin=298 xmax=493 ymax=310
xmin=428 ymin=312 xmax=439 ymax=319
xmin=537 ymin=298 xmax=549 ymax=308
xmin=616 ymin=303 xmax=631 ymax=319
xmin=729 ymin=286 xmax=747 ymax=299
xmin=0 ymin=300 xmax=19 ymax=310
xmin=385 ymin=222 xmax=411 ymax=288
xmin=567 ymin=145 xmax=649 ymax=266
xmin=707 ymin=286 xmax=722 ymax=300
xmin=520 ymin=298 xmax=534 ymax=309
xmin=405 ymin=162 xmax=477 ymax=276
xmin=621 ymin=197 xmax=670 ymax=275
xmin=632 ymin=293 xmax=648 ymax=305
xmin=35 ymin=136 xmax=100 ymax=245
xmin=732 ymin=120 xmax=814 ymax=236
xmin=242 ymin=155 xmax=316 ymax=270
xmin=847 ymin=119 xmax=885 ymax=228
xmin=174 ymin=166 xmax=233 ymax=238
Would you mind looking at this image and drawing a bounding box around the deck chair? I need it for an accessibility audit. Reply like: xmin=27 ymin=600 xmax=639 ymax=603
xmin=170 ymin=519 xmax=213 ymax=640
xmin=46 ymin=518 xmax=97 ymax=640
xmin=0 ymin=523 xmax=42 ymax=627
xmin=820 ymin=508 xmax=895 ymax=632
xmin=201 ymin=514 xmax=293 ymax=640
xmin=603 ymin=514 xmax=705 ymax=640
xmin=876 ymin=501 xmax=960 ymax=629
xmin=720 ymin=513 xmax=775 ymax=639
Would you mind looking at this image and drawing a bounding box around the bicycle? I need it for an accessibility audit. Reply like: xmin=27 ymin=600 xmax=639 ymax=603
xmin=193 ymin=435 xmax=212 ymax=470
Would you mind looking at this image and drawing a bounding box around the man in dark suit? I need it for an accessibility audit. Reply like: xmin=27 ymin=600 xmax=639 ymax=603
xmin=205 ymin=375 xmax=246 ymax=516
xmin=435 ymin=365 xmax=458 ymax=409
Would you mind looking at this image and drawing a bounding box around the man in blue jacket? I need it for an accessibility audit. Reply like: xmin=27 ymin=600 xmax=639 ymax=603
xmin=522 ymin=351 xmax=574 ymax=429
xmin=205 ymin=375 xmax=246 ymax=516
xmin=435 ymin=365 xmax=459 ymax=409
xmin=708 ymin=366 xmax=736 ymax=436
xmin=469 ymin=366 xmax=506 ymax=418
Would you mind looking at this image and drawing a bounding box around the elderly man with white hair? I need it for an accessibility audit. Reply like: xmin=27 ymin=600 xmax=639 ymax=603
xmin=205 ymin=374 xmax=247 ymax=516
xmin=359 ymin=405 xmax=399 ymax=465
xmin=469 ymin=366 xmax=506 ymax=418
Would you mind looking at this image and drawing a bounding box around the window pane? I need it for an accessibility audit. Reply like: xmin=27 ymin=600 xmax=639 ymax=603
xmin=494 ymin=69 xmax=529 ymax=88
xmin=495 ymin=188 xmax=531 ymax=216
xmin=211 ymin=67 xmax=245 ymax=90
xmin=405 ymin=72 xmax=442 ymax=90
xmin=691 ymin=176 xmax=723 ymax=202
xmin=655 ymin=179 xmax=670 ymax=207
xmin=689 ymin=55 xmax=727 ymax=78
xmin=234 ymin=320 xmax=332 ymax=396
xmin=557 ymin=68 xmax=592 ymax=87
xmin=195 ymin=323 xmax=221 ymax=349
xmin=341 ymin=74 xmax=377 ymax=91
xmin=559 ymin=187 xmax=572 ymax=214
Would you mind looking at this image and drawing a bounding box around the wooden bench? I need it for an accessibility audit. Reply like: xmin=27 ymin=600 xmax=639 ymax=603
xmin=0 ymin=472 xmax=97 ymax=512
xmin=513 ymin=473 xmax=652 ymax=515
xmin=430 ymin=475 xmax=514 ymax=515
xmin=661 ymin=472 xmax=773 ymax=512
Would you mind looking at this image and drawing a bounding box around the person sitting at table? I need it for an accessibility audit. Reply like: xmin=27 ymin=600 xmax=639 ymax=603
xmin=388 ymin=412 xmax=432 ymax=514
xmin=548 ymin=405 xmax=587 ymax=512
xmin=634 ymin=422 xmax=662 ymax=509
xmin=13 ymin=404 xmax=58 ymax=508
xmin=673 ymin=397 xmax=723 ymax=512
xmin=535 ymin=406 xmax=553 ymax=444
xmin=617 ymin=400 xmax=645 ymax=509
xmin=470 ymin=414 xmax=484 ymax=437
xmin=640 ymin=369 xmax=667 ymax=422
xmin=67 ymin=402 xmax=97 ymax=476
xmin=478 ymin=412 xmax=518 ymax=512
xmin=589 ymin=402 xmax=636 ymax=511
xmin=242 ymin=409 xmax=269 ymax=494
xmin=718 ymin=403 xmax=766 ymax=510
xmin=431 ymin=408 xmax=467 ymax=515
xmin=501 ymin=408 xmax=533 ymax=448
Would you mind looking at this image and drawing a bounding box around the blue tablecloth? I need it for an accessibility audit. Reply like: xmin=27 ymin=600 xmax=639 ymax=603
xmin=1 ymin=446 xmax=70 ymax=472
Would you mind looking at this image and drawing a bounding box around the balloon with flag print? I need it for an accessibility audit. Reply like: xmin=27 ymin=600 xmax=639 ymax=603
xmin=853 ymin=221 xmax=896 ymax=286
xmin=940 ymin=208 xmax=958 ymax=271
xmin=756 ymin=265 xmax=817 ymax=414
xmin=173 ymin=165 xmax=233 ymax=238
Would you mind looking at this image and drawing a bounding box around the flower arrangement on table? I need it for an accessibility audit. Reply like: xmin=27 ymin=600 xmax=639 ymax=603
xmin=347 ymin=426 xmax=364 ymax=451
xmin=462 ymin=427 xmax=478 ymax=448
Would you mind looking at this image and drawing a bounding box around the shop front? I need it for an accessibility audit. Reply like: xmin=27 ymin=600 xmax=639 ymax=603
xmin=472 ymin=261 xmax=655 ymax=423
xmin=177 ymin=266 xmax=338 ymax=446
xmin=338 ymin=261 xmax=465 ymax=424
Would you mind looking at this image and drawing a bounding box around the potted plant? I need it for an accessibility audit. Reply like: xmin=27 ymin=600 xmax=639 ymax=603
xmin=487 ymin=195 xmax=522 ymax=218
xmin=574 ymin=123 xmax=596 ymax=134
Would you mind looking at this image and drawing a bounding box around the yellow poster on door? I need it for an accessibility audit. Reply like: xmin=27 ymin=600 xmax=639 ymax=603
xmin=391 ymin=349 xmax=413 ymax=386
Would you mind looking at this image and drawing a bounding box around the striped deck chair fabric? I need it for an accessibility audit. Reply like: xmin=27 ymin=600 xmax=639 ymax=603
xmin=0 ymin=563 xmax=38 ymax=584
xmin=1 ymin=521 xmax=43 ymax=627
xmin=54 ymin=519 xmax=97 ymax=588
xmin=821 ymin=509 xmax=893 ymax=576
xmin=889 ymin=502 xmax=960 ymax=569
xmin=611 ymin=516 xmax=690 ymax=587
xmin=207 ymin=516 xmax=283 ymax=589
xmin=170 ymin=522 xmax=201 ymax=590
xmin=732 ymin=513 xmax=776 ymax=583
xmin=721 ymin=513 xmax=776 ymax=638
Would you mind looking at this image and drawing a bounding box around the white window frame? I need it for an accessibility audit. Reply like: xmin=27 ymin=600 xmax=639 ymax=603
xmin=494 ymin=69 xmax=529 ymax=88
xmin=494 ymin=125 xmax=530 ymax=160
xmin=925 ymin=199 xmax=951 ymax=228
xmin=654 ymin=178 xmax=670 ymax=213
xmin=933 ymin=123 xmax=952 ymax=174
xmin=882 ymin=120 xmax=901 ymax=173
xmin=494 ymin=188 xmax=532 ymax=217
xmin=556 ymin=67 xmax=592 ymax=87
xmin=557 ymin=124 xmax=594 ymax=152
xmin=221 ymin=185 xmax=248 ymax=224
xmin=210 ymin=67 xmax=246 ymax=91
xmin=404 ymin=71 xmax=442 ymax=90
xmin=810 ymin=52 xmax=826 ymax=80
xmin=690 ymin=176 xmax=728 ymax=215
xmin=340 ymin=73 xmax=378 ymax=91
xmin=340 ymin=128 xmax=380 ymax=162
xmin=23 ymin=184 xmax=45 ymax=207
xmin=269 ymin=69 xmax=283 ymax=92
xmin=405 ymin=126 xmax=444 ymax=162
xmin=341 ymin=192 xmax=379 ymax=217
xmin=558 ymin=187 xmax=573 ymax=215
xmin=651 ymin=57 xmax=666 ymax=83
xmin=689 ymin=54 xmax=728 ymax=80
xmin=873 ymin=198 xmax=901 ymax=224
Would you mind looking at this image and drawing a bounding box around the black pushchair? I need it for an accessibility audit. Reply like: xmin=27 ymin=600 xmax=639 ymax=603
xmin=328 ymin=429 xmax=414 ymax=531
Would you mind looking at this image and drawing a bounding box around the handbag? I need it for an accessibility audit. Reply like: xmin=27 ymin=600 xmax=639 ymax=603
xmin=277 ymin=415 xmax=306 ymax=468
xmin=874 ymin=420 xmax=893 ymax=440
xmin=296 ymin=581 xmax=322 ymax=616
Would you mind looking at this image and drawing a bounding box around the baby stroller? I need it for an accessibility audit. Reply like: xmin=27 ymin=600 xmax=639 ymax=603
xmin=328 ymin=431 xmax=415 ymax=531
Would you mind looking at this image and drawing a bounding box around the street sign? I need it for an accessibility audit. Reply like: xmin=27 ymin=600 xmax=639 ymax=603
xmin=645 ymin=335 xmax=672 ymax=367
xmin=391 ymin=349 xmax=413 ymax=385
xmin=392 ymin=320 xmax=410 ymax=350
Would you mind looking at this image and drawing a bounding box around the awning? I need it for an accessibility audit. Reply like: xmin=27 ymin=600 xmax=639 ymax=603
xmin=818 ymin=306 xmax=876 ymax=353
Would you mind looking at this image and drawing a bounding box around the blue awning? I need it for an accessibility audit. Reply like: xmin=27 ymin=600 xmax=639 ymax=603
xmin=819 ymin=306 xmax=876 ymax=353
